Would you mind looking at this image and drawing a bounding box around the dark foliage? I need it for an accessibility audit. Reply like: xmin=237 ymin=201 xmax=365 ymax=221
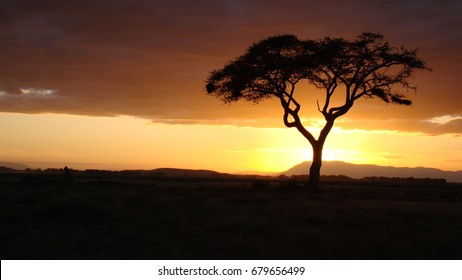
xmin=206 ymin=32 xmax=428 ymax=109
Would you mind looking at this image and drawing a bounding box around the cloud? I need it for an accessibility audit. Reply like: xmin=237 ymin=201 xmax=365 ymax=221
xmin=427 ymin=114 xmax=462 ymax=125
xmin=426 ymin=117 xmax=462 ymax=135
xmin=0 ymin=86 xmax=58 ymax=101
xmin=0 ymin=0 xmax=461 ymax=134
xmin=19 ymin=88 xmax=57 ymax=96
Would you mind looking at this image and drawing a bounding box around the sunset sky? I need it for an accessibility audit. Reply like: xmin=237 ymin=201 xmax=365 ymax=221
xmin=1 ymin=0 xmax=461 ymax=173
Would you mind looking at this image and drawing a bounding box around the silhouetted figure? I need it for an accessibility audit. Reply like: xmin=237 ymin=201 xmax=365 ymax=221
xmin=63 ymin=166 xmax=73 ymax=183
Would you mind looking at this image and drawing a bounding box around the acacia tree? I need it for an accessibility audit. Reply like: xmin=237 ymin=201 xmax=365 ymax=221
xmin=206 ymin=32 xmax=428 ymax=189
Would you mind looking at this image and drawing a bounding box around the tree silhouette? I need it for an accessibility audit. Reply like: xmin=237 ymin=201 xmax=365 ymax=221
xmin=206 ymin=32 xmax=428 ymax=189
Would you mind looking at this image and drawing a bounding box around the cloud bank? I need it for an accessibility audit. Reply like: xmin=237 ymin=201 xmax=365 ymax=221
xmin=1 ymin=0 xmax=461 ymax=135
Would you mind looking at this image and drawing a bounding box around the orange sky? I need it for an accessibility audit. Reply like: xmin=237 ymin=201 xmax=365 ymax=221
xmin=0 ymin=0 xmax=461 ymax=172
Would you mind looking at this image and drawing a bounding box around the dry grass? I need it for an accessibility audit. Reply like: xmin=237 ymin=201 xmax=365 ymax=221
xmin=1 ymin=174 xmax=462 ymax=259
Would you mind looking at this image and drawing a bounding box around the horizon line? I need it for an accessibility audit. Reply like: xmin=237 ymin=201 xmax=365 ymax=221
xmin=2 ymin=160 xmax=461 ymax=173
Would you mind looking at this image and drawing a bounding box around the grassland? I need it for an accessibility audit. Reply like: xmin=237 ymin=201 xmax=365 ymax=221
xmin=1 ymin=171 xmax=462 ymax=259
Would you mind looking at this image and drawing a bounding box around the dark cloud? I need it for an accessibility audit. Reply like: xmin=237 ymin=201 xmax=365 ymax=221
xmin=0 ymin=0 xmax=461 ymax=134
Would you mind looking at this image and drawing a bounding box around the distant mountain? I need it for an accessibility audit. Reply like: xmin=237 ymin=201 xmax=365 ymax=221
xmin=0 ymin=162 xmax=30 ymax=170
xmin=282 ymin=161 xmax=462 ymax=183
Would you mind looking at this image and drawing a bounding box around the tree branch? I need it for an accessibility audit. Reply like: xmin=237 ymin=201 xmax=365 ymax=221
xmin=277 ymin=93 xmax=317 ymax=144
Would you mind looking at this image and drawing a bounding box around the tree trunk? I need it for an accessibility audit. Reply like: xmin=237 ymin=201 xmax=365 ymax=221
xmin=306 ymin=119 xmax=334 ymax=190
xmin=307 ymin=143 xmax=322 ymax=190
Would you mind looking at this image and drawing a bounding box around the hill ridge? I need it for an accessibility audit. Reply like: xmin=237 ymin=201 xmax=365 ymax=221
xmin=282 ymin=161 xmax=462 ymax=182
xmin=0 ymin=162 xmax=30 ymax=170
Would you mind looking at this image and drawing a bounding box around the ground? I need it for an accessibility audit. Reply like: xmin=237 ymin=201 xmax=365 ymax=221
xmin=1 ymin=172 xmax=462 ymax=259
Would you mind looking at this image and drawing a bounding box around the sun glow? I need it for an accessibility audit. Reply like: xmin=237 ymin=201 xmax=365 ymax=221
xmin=1 ymin=112 xmax=461 ymax=173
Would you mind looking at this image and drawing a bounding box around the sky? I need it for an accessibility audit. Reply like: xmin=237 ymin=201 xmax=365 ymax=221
xmin=1 ymin=0 xmax=461 ymax=173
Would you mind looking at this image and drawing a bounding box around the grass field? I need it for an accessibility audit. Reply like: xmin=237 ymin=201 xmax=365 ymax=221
xmin=1 ymin=172 xmax=462 ymax=259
